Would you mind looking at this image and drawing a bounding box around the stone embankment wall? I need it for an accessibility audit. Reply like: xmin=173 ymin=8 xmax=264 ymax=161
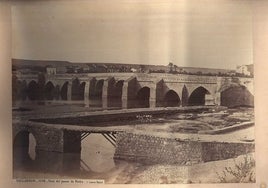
xmin=13 ymin=121 xmax=82 ymax=153
xmin=13 ymin=121 xmax=65 ymax=152
xmin=114 ymin=132 xmax=254 ymax=165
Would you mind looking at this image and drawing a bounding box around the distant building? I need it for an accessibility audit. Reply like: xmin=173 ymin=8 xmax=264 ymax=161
xmin=236 ymin=64 xmax=253 ymax=76
xmin=46 ymin=66 xmax=56 ymax=75
xmin=56 ymin=66 xmax=67 ymax=74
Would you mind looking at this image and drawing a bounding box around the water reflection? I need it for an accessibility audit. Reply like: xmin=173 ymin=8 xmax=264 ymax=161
xmin=14 ymin=132 xmax=116 ymax=178
xmin=81 ymin=134 xmax=115 ymax=173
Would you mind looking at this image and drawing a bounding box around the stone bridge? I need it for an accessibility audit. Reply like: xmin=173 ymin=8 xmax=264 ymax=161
xmin=13 ymin=72 xmax=254 ymax=108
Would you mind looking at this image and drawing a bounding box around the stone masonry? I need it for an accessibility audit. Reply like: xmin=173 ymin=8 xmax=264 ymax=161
xmin=114 ymin=132 xmax=255 ymax=165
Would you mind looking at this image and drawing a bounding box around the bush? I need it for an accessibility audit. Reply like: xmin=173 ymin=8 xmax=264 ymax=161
xmin=216 ymin=154 xmax=255 ymax=183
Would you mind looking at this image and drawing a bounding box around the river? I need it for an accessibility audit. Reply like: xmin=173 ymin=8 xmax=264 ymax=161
xmin=12 ymin=100 xmax=254 ymax=182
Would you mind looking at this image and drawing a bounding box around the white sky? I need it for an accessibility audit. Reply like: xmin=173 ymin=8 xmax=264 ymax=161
xmin=11 ymin=0 xmax=253 ymax=69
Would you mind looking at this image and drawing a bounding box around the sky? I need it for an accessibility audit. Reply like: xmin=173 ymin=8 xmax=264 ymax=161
xmin=11 ymin=0 xmax=253 ymax=69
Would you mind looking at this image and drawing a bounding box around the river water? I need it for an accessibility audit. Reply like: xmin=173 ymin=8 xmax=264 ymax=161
xmin=12 ymin=100 xmax=254 ymax=181
xmin=14 ymin=128 xmax=123 ymax=181
xmin=25 ymin=133 xmax=116 ymax=172
xmin=13 ymin=100 xmax=128 ymax=180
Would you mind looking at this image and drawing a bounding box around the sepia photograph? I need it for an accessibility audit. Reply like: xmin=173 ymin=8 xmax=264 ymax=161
xmin=10 ymin=0 xmax=256 ymax=184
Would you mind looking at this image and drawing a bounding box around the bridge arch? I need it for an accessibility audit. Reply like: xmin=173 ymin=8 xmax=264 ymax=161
xmin=94 ymin=79 xmax=104 ymax=99
xmin=28 ymin=80 xmax=39 ymax=100
xmin=218 ymin=82 xmax=240 ymax=94
xmin=163 ymin=90 xmax=180 ymax=107
xmin=110 ymin=80 xmax=124 ymax=107
xmin=60 ymin=81 xmax=69 ymax=100
xmin=71 ymin=78 xmax=86 ymax=100
xmin=44 ymin=81 xmax=55 ymax=100
xmin=114 ymin=80 xmax=124 ymax=98
xmin=136 ymin=86 xmax=150 ymax=108
xmin=188 ymin=86 xmax=210 ymax=106
xmin=88 ymin=77 xmax=97 ymax=99
xmin=220 ymin=85 xmax=254 ymax=107
xmin=13 ymin=130 xmax=37 ymax=167
xmin=79 ymin=82 xmax=86 ymax=100
xmin=54 ymin=85 xmax=61 ymax=100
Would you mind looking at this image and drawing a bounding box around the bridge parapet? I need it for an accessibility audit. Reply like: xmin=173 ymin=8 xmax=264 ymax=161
xmin=162 ymin=75 xmax=217 ymax=84
xmin=134 ymin=73 xmax=218 ymax=84
xmin=50 ymin=72 xmax=134 ymax=79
